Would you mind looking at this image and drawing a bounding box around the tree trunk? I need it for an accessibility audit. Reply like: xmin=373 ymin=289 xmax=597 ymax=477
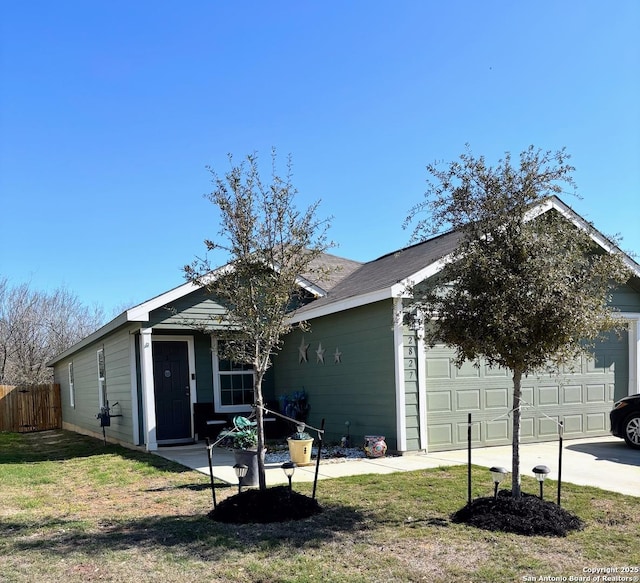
xmin=511 ymin=367 xmax=523 ymax=498
xmin=254 ymin=374 xmax=267 ymax=491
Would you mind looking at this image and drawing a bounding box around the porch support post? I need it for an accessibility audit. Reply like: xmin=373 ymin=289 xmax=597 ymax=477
xmin=139 ymin=328 xmax=157 ymax=451
xmin=393 ymin=298 xmax=407 ymax=452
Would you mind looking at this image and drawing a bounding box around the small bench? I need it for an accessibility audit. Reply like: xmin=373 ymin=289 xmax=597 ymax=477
xmin=194 ymin=402 xmax=287 ymax=440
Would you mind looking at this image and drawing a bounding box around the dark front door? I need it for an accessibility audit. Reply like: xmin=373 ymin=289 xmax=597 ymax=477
xmin=153 ymin=340 xmax=192 ymax=442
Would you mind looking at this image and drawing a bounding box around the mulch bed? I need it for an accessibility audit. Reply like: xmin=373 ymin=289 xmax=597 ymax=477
xmin=209 ymin=486 xmax=323 ymax=524
xmin=452 ymin=491 xmax=584 ymax=537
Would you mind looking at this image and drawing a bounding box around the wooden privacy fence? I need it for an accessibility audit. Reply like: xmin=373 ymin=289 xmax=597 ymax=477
xmin=0 ymin=384 xmax=62 ymax=433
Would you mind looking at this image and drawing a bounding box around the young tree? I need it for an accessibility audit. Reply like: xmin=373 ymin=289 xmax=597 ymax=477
xmin=184 ymin=150 xmax=333 ymax=490
xmin=405 ymin=146 xmax=630 ymax=498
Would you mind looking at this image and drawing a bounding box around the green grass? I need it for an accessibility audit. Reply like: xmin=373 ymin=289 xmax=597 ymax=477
xmin=1 ymin=430 xmax=639 ymax=582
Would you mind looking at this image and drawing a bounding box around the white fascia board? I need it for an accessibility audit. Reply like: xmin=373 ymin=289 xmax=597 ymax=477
xmin=47 ymin=280 xmax=204 ymax=366
xmin=288 ymin=288 xmax=394 ymax=323
xmin=393 ymin=255 xmax=454 ymax=297
xmin=529 ymin=198 xmax=640 ymax=278
xmin=46 ymin=313 xmax=131 ymax=366
xmin=287 ymin=255 xmax=455 ymax=324
xmin=295 ymin=275 xmax=326 ymax=298
xmin=126 ymin=281 xmax=201 ymax=322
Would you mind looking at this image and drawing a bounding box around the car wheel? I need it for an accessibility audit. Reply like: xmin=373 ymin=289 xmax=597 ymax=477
xmin=623 ymin=414 xmax=640 ymax=449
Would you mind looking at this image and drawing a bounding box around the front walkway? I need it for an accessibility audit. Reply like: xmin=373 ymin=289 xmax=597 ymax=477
xmin=154 ymin=436 xmax=639 ymax=497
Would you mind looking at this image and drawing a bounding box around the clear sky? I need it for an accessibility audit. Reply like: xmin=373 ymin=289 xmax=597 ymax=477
xmin=1 ymin=1 xmax=638 ymax=318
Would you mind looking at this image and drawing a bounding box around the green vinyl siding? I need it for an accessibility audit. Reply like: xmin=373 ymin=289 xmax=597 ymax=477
xmin=611 ymin=281 xmax=640 ymax=312
xmin=146 ymin=288 xmax=231 ymax=330
xmin=193 ymin=333 xmax=214 ymax=403
xmin=274 ymin=300 xmax=397 ymax=449
xmin=56 ymin=324 xmax=137 ymax=444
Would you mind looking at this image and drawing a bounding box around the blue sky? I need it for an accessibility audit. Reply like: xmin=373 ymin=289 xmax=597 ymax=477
xmin=1 ymin=1 xmax=638 ymax=318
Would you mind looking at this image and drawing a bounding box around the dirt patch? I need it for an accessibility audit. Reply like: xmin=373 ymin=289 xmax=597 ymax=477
xmin=209 ymin=486 xmax=323 ymax=524
xmin=452 ymin=491 xmax=584 ymax=537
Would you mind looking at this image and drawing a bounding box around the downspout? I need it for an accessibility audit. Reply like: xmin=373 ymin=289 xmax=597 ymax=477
xmin=393 ymin=298 xmax=407 ymax=453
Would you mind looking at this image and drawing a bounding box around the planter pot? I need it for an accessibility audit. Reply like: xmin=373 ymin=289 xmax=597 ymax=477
xmin=287 ymin=437 xmax=314 ymax=466
xmin=233 ymin=449 xmax=261 ymax=488
xmin=364 ymin=435 xmax=387 ymax=458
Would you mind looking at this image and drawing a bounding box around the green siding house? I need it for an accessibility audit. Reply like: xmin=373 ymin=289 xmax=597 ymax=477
xmin=49 ymin=197 xmax=640 ymax=453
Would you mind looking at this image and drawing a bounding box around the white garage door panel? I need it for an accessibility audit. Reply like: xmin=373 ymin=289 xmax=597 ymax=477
xmin=428 ymin=424 xmax=453 ymax=445
xmin=426 ymin=391 xmax=451 ymax=411
xmin=424 ymin=330 xmax=628 ymax=451
xmin=563 ymin=414 xmax=583 ymax=433
xmin=485 ymin=388 xmax=509 ymax=408
xmin=564 ymin=385 xmax=582 ymax=404
xmin=486 ymin=419 xmax=509 ymax=441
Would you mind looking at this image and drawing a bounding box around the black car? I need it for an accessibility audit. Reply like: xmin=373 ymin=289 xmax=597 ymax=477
xmin=610 ymin=394 xmax=640 ymax=449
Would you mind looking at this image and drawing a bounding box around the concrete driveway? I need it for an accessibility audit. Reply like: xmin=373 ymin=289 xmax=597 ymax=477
xmin=421 ymin=436 xmax=639 ymax=497
xmin=156 ymin=435 xmax=639 ymax=497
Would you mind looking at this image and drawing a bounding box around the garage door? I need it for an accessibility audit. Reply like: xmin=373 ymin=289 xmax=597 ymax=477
xmin=424 ymin=330 xmax=628 ymax=451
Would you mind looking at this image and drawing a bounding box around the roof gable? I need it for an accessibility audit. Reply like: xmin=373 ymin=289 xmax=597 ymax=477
xmin=290 ymin=196 xmax=640 ymax=322
xmin=47 ymin=250 xmax=361 ymax=365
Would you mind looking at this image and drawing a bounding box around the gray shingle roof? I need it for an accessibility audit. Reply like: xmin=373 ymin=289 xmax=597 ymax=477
xmin=300 ymin=252 xmax=363 ymax=293
xmin=295 ymin=230 xmax=461 ymax=315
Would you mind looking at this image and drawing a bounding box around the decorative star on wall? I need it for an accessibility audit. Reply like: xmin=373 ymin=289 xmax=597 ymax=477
xmin=298 ymin=337 xmax=309 ymax=363
xmin=334 ymin=347 xmax=342 ymax=364
xmin=316 ymin=342 xmax=325 ymax=364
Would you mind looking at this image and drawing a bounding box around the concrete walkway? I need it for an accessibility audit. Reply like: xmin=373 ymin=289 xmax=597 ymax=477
xmin=154 ymin=435 xmax=639 ymax=497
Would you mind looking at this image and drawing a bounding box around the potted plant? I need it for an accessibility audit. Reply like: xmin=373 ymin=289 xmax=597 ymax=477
xmin=287 ymin=423 xmax=314 ymax=466
xmin=218 ymin=416 xmax=260 ymax=487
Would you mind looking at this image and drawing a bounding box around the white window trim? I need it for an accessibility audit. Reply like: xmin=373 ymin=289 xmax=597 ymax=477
xmin=97 ymin=348 xmax=106 ymax=408
xmin=211 ymin=337 xmax=254 ymax=414
xmin=68 ymin=361 xmax=75 ymax=408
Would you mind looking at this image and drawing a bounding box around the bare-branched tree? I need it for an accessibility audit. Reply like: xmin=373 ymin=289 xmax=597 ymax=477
xmin=184 ymin=150 xmax=334 ymax=490
xmin=0 ymin=278 xmax=105 ymax=385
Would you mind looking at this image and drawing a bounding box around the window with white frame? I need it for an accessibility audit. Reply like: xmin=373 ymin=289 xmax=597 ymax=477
xmin=97 ymin=348 xmax=107 ymax=408
xmin=213 ymin=340 xmax=255 ymax=412
xmin=68 ymin=362 xmax=75 ymax=408
xmin=219 ymin=360 xmax=254 ymax=406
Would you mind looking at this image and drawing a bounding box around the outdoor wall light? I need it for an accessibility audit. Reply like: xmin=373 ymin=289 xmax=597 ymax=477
xmin=233 ymin=463 xmax=248 ymax=494
xmin=109 ymin=401 xmax=123 ymax=418
xmin=489 ymin=466 xmax=508 ymax=500
xmin=281 ymin=461 xmax=296 ymax=493
xmin=532 ymin=465 xmax=551 ymax=499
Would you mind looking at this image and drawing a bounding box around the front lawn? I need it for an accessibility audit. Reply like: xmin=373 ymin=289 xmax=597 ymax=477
xmin=1 ymin=430 xmax=638 ymax=582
